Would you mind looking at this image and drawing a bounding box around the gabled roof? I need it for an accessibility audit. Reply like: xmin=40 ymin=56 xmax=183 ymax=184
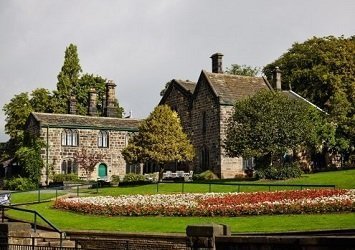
xmin=28 ymin=112 xmax=140 ymax=131
xmin=175 ymin=79 xmax=196 ymax=94
xmin=202 ymin=71 xmax=272 ymax=105
xmin=282 ymin=90 xmax=325 ymax=112
xmin=159 ymin=79 xmax=196 ymax=105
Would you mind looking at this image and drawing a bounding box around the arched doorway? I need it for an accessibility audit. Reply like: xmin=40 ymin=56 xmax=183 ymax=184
xmin=98 ymin=163 xmax=108 ymax=180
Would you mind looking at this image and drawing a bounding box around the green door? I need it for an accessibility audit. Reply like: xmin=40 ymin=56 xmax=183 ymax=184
xmin=98 ymin=163 xmax=107 ymax=179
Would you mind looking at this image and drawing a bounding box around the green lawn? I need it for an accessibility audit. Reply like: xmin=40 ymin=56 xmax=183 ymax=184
xmin=5 ymin=169 xmax=355 ymax=233
xmin=6 ymin=202 xmax=355 ymax=233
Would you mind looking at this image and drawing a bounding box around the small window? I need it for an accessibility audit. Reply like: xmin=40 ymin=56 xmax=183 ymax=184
xmin=61 ymin=129 xmax=79 ymax=146
xmin=98 ymin=131 xmax=109 ymax=148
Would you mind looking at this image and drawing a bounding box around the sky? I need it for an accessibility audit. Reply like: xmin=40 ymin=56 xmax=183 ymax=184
xmin=0 ymin=0 xmax=354 ymax=142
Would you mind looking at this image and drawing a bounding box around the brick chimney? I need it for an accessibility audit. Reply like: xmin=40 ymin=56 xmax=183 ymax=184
xmin=88 ymin=88 xmax=97 ymax=116
xmin=273 ymin=66 xmax=282 ymax=91
xmin=104 ymin=80 xmax=118 ymax=117
xmin=68 ymin=96 xmax=77 ymax=115
xmin=210 ymin=53 xmax=224 ymax=73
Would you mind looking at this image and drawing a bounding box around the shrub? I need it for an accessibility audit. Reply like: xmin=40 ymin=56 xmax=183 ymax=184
xmin=110 ymin=175 xmax=120 ymax=186
xmin=52 ymin=173 xmax=80 ymax=183
xmin=120 ymin=173 xmax=148 ymax=186
xmin=193 ymin=170 xmax=219 ymax=181
xmin=255 ymin=162 xmax=303 ymax=180
xmin=4 ymin=177 xmax=37 ymax=191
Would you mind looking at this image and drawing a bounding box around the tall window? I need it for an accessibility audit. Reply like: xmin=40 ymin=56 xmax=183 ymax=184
xmin=202 ymin=111 xmax=206 ymax=135
xmin=243 ymin=157 xmax=255 ymax=170
xmin=98 ymin=131 xmax=109 ymax=148
xmin=199 ymin=146 xmax=210 ymax=170
xmin=61 ymin=129 xmax=78 ymax=146
xmin=61 ymin=159 xmax=77 ymax=174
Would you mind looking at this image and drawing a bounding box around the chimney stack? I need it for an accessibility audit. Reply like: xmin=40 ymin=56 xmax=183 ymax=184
xmin=273 ymin=66 xmax=282 ymax=91
xmin=104 ymin=80 xmax=118 ymax=117
xmin=210 ymin=53 xmax=224 ymax=73
xmin=68 ymin=96 xmax=77 ymax=115
xmin=88 ymin=88 xmax=97 ymax=116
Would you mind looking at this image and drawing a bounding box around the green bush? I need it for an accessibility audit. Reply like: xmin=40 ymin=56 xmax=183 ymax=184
xmin=110 ymin=175 xmax=120 ymax=186
xmin=120 ymin=173 xmax=148 ymax=186
xmin=52 ymin=173 xmax=80 ymax=183
xmin=255 ymin=162 xmax=303 ymax=180
xmin=4 ymin=177 xmax=37 ymax=191
xmin=193 ymin=170 xmax=219 ymax=181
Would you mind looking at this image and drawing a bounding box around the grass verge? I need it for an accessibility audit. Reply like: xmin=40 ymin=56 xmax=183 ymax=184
xmin=6 ymin=202 xmax=355 ymax=234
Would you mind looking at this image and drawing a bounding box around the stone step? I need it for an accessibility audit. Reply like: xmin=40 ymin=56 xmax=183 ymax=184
xmin=32 ymin=229 xmax=78 ymax=248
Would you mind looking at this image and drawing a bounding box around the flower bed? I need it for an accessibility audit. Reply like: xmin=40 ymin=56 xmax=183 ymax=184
xmin=53 ymin=189 xmax=355 ymax=217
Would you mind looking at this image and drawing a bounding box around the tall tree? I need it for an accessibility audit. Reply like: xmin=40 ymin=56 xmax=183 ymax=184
xmin=225 ymin=64 xmax=260 ymax=76
xmin=224 ymin=90 xmax=331 ymax=164
xmin=53 ymin=43 xmax=82 ymax=113
xmin=122 ymin=105 xmax=194 ymax=178
xmin=263 ymin=36 xmax=355 ymax=153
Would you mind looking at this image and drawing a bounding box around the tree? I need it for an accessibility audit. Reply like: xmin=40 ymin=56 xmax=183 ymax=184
xmin=73 ymin=148 xmax=106 ymax=179
xmin=53 ymin=43 xmax=82 ymax=113
xmin=122 ymin=105 xmax=194 ymax=178
xmin=225 ymin=64 xmax=260 ymax=76
xmin=263 ymin=36 xmax=355 ymax=153
xmin=224 ymin=90 xmax=328 ymax=165
xmin=2 ymin=89 xmax=53 ymax=158
xmin=15 ymin=137 xmax=44 ymax=182
xmin=3 ymin=92 xmax=32 ymax=140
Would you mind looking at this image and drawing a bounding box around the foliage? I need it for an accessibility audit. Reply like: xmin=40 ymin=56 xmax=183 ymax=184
xmin=193 ymin=170 xmax=219 ymax=181
xmin=122 ymin=105 xmax=194 ymax=172
xmin=121 ymin=173 xmax=146 ymax=185
xmin=52 ymin=44 xmax=82 ymax=114
xmin=52 ymin=173 xmax=80 ymax=183
xmin=73 ymin=148 xmax=106 ymax=179
xmin=263 ymin=36 xmax=355 ymax=152
xmin=255 ymin=162 xmax=303 ymax=180
xmin=225 ymin=64 xmax=260 ymax=76
xmin=15 ymin=136 xmax=44 ymax=182
xmin=224 ymin=90 xmax=326 ymax=163
xmin=52 ymin=45 xmax=123 ymax=117
xmin=110 ymin=175 xmax=121 ymax=185
xmin=4 ymin=177 xmax=36 ymax=191
xmin=3 ymin=92 xmax=32 ymax=140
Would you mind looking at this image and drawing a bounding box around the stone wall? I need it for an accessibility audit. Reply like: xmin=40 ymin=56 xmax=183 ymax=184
xmin=219 ymin=105 xmax=244 ymax=178
xmin=39 ymin=127 xmax=131 ymax=184
xmin=162 ymin=84 xmax=192 ymax=137
xmin=191 ymin=77 xmax=221 ymax=175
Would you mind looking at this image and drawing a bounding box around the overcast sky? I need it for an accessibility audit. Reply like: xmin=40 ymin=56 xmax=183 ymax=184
xmin=0 ymin=0 xmax=354 ymax=142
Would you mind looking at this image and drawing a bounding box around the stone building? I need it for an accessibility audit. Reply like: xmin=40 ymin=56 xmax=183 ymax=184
xmin=25 ymin=81 xmax=140 ymax=184
xmin=160 ymin=53 xmax=320 ymax=178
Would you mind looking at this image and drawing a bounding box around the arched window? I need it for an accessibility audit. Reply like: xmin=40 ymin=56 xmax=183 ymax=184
xmin=61 ymin=129 xmax=79 ymax=146
xmin=61 ymin=159 xmax=77 ymax=174
xmin=98 ymin=131 xmax=109 ymax=148
xmin=199 ymin=146 xmax=210 ymax=170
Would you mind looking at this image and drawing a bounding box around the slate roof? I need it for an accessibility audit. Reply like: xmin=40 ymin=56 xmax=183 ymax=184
xmin=29 ymin=112 xmax=140 ymax=131
xmin=203 ymin=71 xmax=272 ymax=105
xmin=282 ymin=90 xmax=325 ymax=112
xmin=174 ymin=79 xmax=196 ymax=94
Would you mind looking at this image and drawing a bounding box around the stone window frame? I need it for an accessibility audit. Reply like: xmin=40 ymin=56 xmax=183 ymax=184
xmin=61 ymin=158 xmax=78 ymax=174
xmin=61 ymin=129 xmax=79 ymax=147
xmin=98 ymin=130 xmax=109 ymax=148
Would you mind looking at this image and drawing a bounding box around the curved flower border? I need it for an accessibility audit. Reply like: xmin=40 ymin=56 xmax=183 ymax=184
xmin=53 ymin=189 xmax=355 ymax=217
